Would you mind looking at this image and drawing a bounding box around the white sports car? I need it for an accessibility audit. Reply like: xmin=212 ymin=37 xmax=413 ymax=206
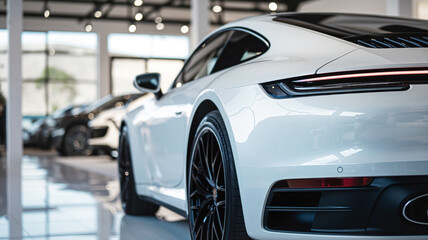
xmin=119 ymin=13 xmax=428 ymax=240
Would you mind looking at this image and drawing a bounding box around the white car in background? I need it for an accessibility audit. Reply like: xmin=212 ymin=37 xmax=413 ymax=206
xmin=119 ymin=13 xmax=428 ymax=240
xmin=89 ymin=94 xmax=147 ymax=158
xmin=88 ymin=106 xmax=126 ymax=158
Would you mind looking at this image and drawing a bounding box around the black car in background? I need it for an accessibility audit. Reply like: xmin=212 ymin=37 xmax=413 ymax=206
xmin=24 ymin=104 xmax=88 ymax=149
xmin=50 ymin=94 xmax=142 ymax=156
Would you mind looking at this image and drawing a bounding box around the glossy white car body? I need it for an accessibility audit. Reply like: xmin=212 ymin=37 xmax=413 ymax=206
xmin=123 ymin=13 xmax=428 ymax=240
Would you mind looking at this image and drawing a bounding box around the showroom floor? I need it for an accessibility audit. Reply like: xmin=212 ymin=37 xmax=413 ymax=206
xmin=0 ymin=150 xmax=191 ymax=240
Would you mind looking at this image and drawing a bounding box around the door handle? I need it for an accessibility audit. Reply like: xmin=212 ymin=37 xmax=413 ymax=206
xmin=175 ymin=111 xmax=183 ymax=116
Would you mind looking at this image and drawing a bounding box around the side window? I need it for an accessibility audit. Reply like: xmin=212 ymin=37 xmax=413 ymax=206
xmin=212 ymin=30 xmax=269 ymax=73
xmin=175 ymin=31 xmax=231 ymax=87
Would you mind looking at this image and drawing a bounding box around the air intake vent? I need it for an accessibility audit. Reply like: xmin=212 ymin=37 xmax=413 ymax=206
xmin=346 ymin=34 xmax=428 ymax=48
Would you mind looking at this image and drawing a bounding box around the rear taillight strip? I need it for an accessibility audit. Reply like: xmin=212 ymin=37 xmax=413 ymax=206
xmin=261 ymin=68 xmax=428 ymax=98
xmin=294 ymin=70 xmax=428 ymax=83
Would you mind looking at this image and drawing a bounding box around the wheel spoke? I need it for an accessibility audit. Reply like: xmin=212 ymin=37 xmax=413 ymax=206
xmin=214 ymin=206 xmax=224 ymax=233
xmin=206 ymin=210 xmax=214 ymax=240
xmin=191 ymin=173 xmax=210 ymax=196
xmin=193 ymin=198 xmax=211 ymax=237
xmin=212 ymin=149 xmax=220 ymax=177
xmin=215 ymin=164 xmax=223 ymax=187
xmin=199 ymin=138 xmax=215 ymax=186
xmin=212 ymin=208 xmax=222 ymax=240
xmin=195 ymin=225 xmax=203 ymax=240
xmin=190 ymin=189 xmax=200 ymax=198
xmin=216 ymin=200 xmax=225 ymax=207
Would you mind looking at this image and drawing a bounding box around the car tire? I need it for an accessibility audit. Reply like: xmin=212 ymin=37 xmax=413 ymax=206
xmin=188 ymin=111 xmax=250 ymax=240
xmin=118 ymin=125 xmax=159 ymax=215
xmin=62 ymin=125 xmax=92 ymax=156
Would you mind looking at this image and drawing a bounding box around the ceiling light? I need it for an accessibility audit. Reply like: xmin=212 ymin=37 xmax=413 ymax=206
xmin=135 ymin=12 xmax=143 ymax=21
xmin=268 ymin=2 xmax=278 ymax=11
xmin=43 ymin=9 xmax=50 ymax=18
xmin=134 ymin=0 xmax=143 ymax=7
xmin=180 ymin=25 xmax=189 ymax=34
xmin=212 ymin=5 xmax=222 ymax=13
xmin=94 ymin=10 xmax=102 ymax=18
xmin=85 ymin=23 xmax=93 ymax=32
xmin=156 ymin=23 xmax=164 ymax=31
xmin=129 ymin=23 xmax=137 ymax=33
xmin=155 ymin=16 xmax=162 ymax=24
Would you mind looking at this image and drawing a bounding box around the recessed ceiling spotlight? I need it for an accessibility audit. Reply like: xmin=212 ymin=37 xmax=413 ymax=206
xmin=85 ymin=23 xmax=93 ymax=32
xmin=156 ymin=23 xmax=165 ymax=31
xmin=268 ymin=2 xmax=278 ymax=11
xmin=135 ymin=12 xmax=143 ymax=21
xmin=43 ymin=9 xmax=50 ymax=18
xmin=212 ymin=5 xmax=222 ymax=13
xmin=134 ymin=0 xmax=143 ymax=7
xmin=94 ymin=10 xmax=102 ymax=18
xmin=155 ymin=16 xmax=163 ymax=24
xmin=180 ymin=25 xmax=189 ymax=34
xmin=129 ymin=23 xmax=137 ymax=33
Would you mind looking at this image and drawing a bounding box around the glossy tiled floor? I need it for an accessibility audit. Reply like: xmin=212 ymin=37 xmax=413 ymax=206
xmin=0 ymin=150 xmax=191 ymax=240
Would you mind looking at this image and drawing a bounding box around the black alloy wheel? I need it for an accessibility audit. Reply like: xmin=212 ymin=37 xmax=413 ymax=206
xmin=118 ymin=125 xmax=159 ymax=215
xmin=63 ymin=125 xmax=92 ymax=156
xmin=188 ymin=111 xmax=250 ymax=240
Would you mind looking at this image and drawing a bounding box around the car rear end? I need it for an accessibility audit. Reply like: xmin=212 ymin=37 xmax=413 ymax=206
xmin=217 ymin=13 xmax=428 ymax=240
xmin=221 ymin=65 xmax=428 ymax=240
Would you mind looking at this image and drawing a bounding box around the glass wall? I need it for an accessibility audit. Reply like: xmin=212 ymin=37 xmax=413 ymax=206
xmin=46 ymin=32 xmax=97 ymax=114
xmin=0 ymin=30 xmax=97 ymax=117
xmin=111 ymin=58 xmax=184 ymax=95
xmin=0 ymin=31 xmax=189 ymax=115
xmin=108 ymin=34 xmax=188 ymax=96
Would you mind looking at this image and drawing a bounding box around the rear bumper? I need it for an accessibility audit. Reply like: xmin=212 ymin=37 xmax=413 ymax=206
xmin=264 ymin=176 xmax=428 ymax=236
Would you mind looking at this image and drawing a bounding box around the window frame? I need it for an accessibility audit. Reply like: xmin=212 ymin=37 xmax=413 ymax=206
xmin=169 ymin=27 xmax=270 ymax=91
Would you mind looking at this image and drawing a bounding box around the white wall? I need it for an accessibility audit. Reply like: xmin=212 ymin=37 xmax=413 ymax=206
xmin=416 ymin=0 xmax=428 ymax=19
xmin=300 ymin=0 xmax=387 ymax=15
xmin=300 ymin=0 xmax=421 ymax=18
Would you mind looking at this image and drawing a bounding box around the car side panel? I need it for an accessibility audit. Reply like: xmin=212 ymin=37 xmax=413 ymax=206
xmin=128 ymin=72 xmax=223 ymax=205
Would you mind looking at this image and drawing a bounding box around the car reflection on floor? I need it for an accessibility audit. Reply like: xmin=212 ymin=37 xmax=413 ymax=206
xmin=0 ymin=149 xmax=191 ymax=239
xmin=120 ymin=215 xmax=190 ymax=240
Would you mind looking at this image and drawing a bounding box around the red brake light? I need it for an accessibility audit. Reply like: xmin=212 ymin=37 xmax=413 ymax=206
xmin=286 ymin=177 xmax=374 ymax=189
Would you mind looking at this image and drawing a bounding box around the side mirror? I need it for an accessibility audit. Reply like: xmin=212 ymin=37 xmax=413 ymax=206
xmin=133 ymin=73 xmax=163 ymax=100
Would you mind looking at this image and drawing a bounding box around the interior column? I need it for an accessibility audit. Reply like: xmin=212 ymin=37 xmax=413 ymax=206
xmin=191 ymin=0 xmax=210 ymax=50
xmin=7 ymin=0 xmax=23 ymax=237
xmin=386 ymin=0 xmax=415 ymax=17
xmin=97 ymin=31 xmax=111 ymax=98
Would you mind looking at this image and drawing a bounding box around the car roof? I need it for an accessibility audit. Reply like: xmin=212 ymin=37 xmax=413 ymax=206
xmin=209 ymin=13 xmax=428 ymax=50
xmin=273 ymin=13 xmax=428 ymax=37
